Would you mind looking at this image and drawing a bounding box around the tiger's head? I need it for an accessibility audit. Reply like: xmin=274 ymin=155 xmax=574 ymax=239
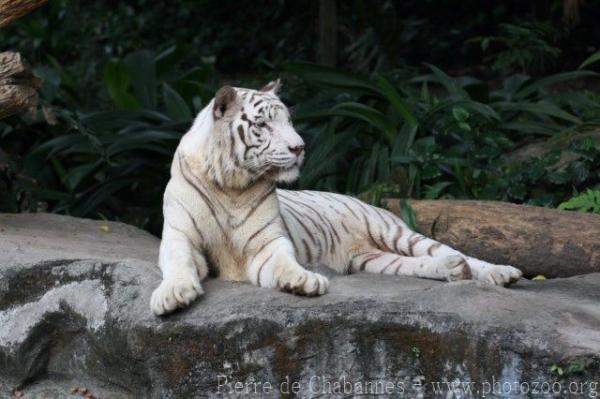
xmin=195 ymin=80 xmax=305 ymax=189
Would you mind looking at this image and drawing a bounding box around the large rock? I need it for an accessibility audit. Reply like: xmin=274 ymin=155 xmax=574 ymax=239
xmin=0 ymin=213 xmax=599 ymax=398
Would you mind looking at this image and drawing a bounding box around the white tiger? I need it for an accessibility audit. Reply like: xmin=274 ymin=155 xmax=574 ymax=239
xmin=150 ymin=80 xmax=522 ymax=316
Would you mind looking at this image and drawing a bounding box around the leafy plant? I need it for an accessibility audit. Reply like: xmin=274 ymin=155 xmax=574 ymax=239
xmin=579 ymin=51 xmax=600 ymax=70
xmin=398 ymin=199 xmax=418 ymax=231
xmin=1 ymin=49 xmax=218 ymax=234
xmin=469 ymin=22 xmax=562 ymax=74
xmin=559 ymin=189 xmax=600 ymax=213
xmin=285 ymin=61 xmax=600 ymax=206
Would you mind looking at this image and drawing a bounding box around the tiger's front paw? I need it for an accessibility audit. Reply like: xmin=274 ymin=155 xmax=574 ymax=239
xmin=278 ymin=268 xmax=329 ymax=297
xmin=478 ymin=265 xmax=522 ymax=286
xmin=150 ymin=278 xmax=204 ymax=316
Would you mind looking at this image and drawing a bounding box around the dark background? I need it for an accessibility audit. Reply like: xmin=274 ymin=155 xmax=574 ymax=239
xmin=1 ymin=0 xmax=599 ymax=234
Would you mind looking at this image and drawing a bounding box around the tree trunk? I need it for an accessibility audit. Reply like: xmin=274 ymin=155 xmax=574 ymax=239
xmin=318 ymin=0 xmax=337 ymax=67
xmin=0 ymin=0 xmax=46 ymax=27
xmin=0 ymin=0 xmax=46 ymax=119
xmin=563 ymin=0 xmax=583 ymax=26
xmin=0 ymin=51 xmax=40 ymax=119
xmin=385 ymin=199 xmax=600 ymax=278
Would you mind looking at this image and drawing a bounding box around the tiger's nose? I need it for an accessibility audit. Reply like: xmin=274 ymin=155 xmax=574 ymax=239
xmin=288 ymin=145 xmax=305 ymax=155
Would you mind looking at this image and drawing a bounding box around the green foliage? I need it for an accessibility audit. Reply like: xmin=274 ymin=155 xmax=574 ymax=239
xmin=3 ymin=0 xmax=600 ymax=234
xmin=579 ymin=51 xmax=600 ymax=70
xmin=559 ymin=189 xmax=600 ymax=214
xmin=1 ymin=49 xmax=218 ymax=233
xmin=398 ymin=200 xmax=418 ymax=232
xmin=286 ymin=61 xmax=600 ymax=206
xmin=550 ymin=359 xmax=592 ymax=377
xmin=3 ymin=47 xmax=600 ymax=234
xmin=469 ymin=22 xmax=561 ymax=74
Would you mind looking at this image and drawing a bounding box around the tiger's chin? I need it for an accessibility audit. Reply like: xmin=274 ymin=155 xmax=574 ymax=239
xmin=274 ymin=165 xmax=301 ymax=184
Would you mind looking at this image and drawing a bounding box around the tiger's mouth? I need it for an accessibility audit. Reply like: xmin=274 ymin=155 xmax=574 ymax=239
xmin=268 ymin=157 xmax=303 ymax=172
xmin=266 ymin=164 xmax=298 ymax=176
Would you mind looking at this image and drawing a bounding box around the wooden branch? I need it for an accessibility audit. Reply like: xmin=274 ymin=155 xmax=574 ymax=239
xmin=0 ymin=85 xmax=38 ymax=119
xmin=385 ymin=199 xmax=600 ymax=278
xmin=0 ymin=51 xmax=40 ymax=119
xmin=0 ymin=0 xmax=46 ymax=27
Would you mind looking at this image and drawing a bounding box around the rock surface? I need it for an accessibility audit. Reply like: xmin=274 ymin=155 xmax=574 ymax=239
xmin=0 ymin=213 xmax=599 ymax=398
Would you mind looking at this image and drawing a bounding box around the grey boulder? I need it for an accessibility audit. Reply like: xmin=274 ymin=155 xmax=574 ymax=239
xmin=0 ymin=213 xmax=599 ymax=398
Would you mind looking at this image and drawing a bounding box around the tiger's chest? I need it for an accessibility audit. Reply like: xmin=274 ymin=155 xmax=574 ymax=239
xmin=207 ymin=241 xmax=247 ymax=281
xmin=198 ymin=184 xmax=280 ymax=281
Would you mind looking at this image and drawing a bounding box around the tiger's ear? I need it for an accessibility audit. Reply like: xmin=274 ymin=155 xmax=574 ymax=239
xmin=260 ymin=78 xmax=281 ymax=94
xmin=213 ymin=85 xmax=238 ymax=120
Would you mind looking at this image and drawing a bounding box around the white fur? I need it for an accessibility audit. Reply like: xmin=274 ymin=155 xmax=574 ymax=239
xmin=150 ymin=85 xmax=522 ymax=316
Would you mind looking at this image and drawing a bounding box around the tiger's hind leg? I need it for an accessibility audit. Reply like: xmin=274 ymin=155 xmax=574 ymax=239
xmin=380 ymin=222 xmax=522 ymax=286
xmin=349 ymin=250 xmax=472 ymax=282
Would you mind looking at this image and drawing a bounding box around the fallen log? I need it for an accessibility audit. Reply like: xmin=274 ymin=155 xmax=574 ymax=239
xmin=0 ymin=0 xmax=46 ymax=27
xmin=0 ymin=51 xmax=40 ymax=119
xmin=385 ymin=199 xmax=600 ymax=278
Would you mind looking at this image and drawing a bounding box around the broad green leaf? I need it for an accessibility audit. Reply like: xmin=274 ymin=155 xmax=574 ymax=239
xmin=283 ymin=61 xmax=379 ymax=94
xmin=424 ymin=99 xmax=500 ymax=122
xmin=452 ymin=107 xmax=469 ymax=122
xmin=501 ymin=121 xmax=561 ymax=136
xmin=391 ymin=123 xmax=418 ymax=157
xmin=495 ymin=101 xmax=581 ymax=124
xmin=579 ymin=51 xmax=600 ymax=70
xmin=424 ymin=181 xmax=452 ymax=199
xmin=103 ymin=60 xmax=140 ymax=110
xmin=424 ymin=64 xmax=469 ymax=98
xmin=361 ymin=143 xmax=381 ymax=190
xmin=298 ymin=130 xmax=353 ymax=188
xmin=63 ymin=162 xmax=99 ymax=191
xmin=106 ymin=131 xmax=181 ymax=156
xmin=398 ymin=199 xmax=418 ymax=231
xmin=559 ymin=189 xmax=600 ymax=213
xmin=162 ymin=83 xmax=192 ymax=121
xmin=515 ymin=71 xmax=597 ymax=99
xmin=125 ymin=50 xmax=157 ymax=109
xmin=374 ymin=75 xmax=418 ymax=126
xmin=329 ymin=102 xmax=395 ymax=143
xmin=155 ymin=45 xmax=180 ymax=78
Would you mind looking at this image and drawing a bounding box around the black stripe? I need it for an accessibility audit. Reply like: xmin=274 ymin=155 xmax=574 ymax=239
xmin=178 ymin=154 xmax=227 ymax=235
xmin=427 ymin=243 xmax=442 ymax=256
xmin=279 ymin=192 xmax=336 ymax=255
xmin=302 ymin=239 xmax=313 ymax=264
xmin=280 ymin=204 xmax=321 ymax=260
xmin=394 ymin=261 xmax=403 ymax=275
xmin=340 ymin=221 xmax=350 ymax=234
xmin=381 ymin=256 xmax=403 ymax=274
xmin=391 ymin=226 xmax=407 ymax=256
xmin=256 ymin=252 xmax=276 ymax=287
xmin=408 ymin=233 xmax=427 ymax=256
xmin=233 ymin=185 xmax=276 ymax=228
xmin=280 ymin=204 xmax=319 ymax=246
xmin=364 ymin=216 xmax=380 ymax=249
xmin=242 ymin=214 xmax=280 ymax=255
xmin=169 ymin=196 xmax=205 ymax=243
xmin=253 ymin=235 xmax=284 ymax=259
xmin=165 ymin=220 xmax=202 ymax=252
xmin=336 ymin=197 xmax=361 ymax=219
xmin=358 ymin=253 xmax=382 ymax=272
xmin=256 ymin=139 xmax=272 ymax=157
